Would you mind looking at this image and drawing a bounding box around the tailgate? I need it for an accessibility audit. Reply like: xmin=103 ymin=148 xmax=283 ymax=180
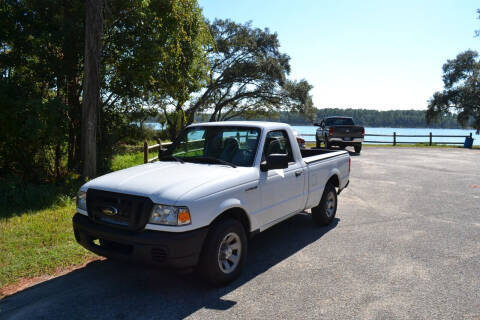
xmin=331 ymin=125 xmax=363 ymax=138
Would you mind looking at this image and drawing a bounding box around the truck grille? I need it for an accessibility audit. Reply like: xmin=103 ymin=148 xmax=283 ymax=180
xmin=86 ymin=189 xmax=153 ymax=231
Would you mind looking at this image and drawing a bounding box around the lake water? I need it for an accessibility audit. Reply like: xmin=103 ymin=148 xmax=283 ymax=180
xmin=292 ymin=126 xmax=479 ymax=146
xmin=145 ymin=123 xmax=479 ymax=146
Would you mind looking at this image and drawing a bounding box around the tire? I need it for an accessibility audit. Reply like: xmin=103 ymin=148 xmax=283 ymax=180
xmin=312 ymin=183 xmax=337 ymax=226
xmin=198 ymin=218 xmax=247 ymax=286
xmin=324 ymin=136 xmax=330 ymax=149
xmin=354 ymin=144 xmax=362 ymax=153
xmin=316 ymin=138 xmax=321 ymax=149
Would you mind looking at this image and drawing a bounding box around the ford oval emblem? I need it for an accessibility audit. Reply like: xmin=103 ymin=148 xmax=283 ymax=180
xmin=101 ymin=206 xmax=118 ymax=216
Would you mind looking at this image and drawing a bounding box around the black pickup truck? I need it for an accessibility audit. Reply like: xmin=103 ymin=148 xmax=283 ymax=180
xmin=314 ymin=116 xmax=365 ymax=153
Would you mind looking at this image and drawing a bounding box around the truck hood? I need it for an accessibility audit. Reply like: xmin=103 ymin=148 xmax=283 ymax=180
xmin=82 ymin=161 xmax=257 ymax=205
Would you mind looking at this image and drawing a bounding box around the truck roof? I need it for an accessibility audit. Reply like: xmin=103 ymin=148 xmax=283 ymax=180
xmin=189 ymin=121 xmax=292 ymax=130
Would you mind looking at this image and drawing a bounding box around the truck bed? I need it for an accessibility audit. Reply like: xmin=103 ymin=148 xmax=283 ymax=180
xmin=300 ymin=148 xmax=348 ymax=163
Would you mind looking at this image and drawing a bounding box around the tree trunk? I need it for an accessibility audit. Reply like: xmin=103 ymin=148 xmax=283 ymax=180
xmin=81 ymin=0 xmax=103 ymax=178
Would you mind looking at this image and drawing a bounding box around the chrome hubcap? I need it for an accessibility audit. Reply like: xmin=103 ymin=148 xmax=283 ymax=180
xmin=218 ymin=232 xmax=241 ymax=274
xmin=326 ymin=191 xmax=336 ymax=217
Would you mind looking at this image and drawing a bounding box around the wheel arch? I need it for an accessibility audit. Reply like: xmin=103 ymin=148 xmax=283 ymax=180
xmin=326 ymin=172 xmax=340 ymax=188
xmin=210 ymin=206 xmax=251 ymax=235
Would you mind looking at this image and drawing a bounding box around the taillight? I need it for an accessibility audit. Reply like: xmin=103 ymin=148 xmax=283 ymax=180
xmin=349 ymin=157 xmax=351 ymax=173
xmin=329 ymin=128 xmax=334 ymax=135
xmin=361 ymin=128 xmax=365 ymax=136
xmin=297 ymin=137 xmax=305 ymax=144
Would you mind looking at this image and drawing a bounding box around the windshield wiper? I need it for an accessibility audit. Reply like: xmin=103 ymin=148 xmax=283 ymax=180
xmin=189 ymin=156 xmax=237 ymax=168
xmin=159 ymin=155 xmax=184 ymax=163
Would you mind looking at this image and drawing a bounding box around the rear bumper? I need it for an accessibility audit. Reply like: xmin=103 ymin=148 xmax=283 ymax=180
xmin=72 ymin=213 xmax=209 ymax=269
xmin=328 ymin=137 xmax=363 ymax=145
xmin=338 ymin=180 xmax=349 ymax=195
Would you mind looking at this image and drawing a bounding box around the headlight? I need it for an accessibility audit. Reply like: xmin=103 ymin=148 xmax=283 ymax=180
xmin=76 ymin=190 xmax=87 ymax=211
xmin=149 ymin=205 xmax=191 ymax=226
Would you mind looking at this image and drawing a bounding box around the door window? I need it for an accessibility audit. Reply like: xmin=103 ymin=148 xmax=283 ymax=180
xmin=262 ymin=130 xmax=294 ymax=163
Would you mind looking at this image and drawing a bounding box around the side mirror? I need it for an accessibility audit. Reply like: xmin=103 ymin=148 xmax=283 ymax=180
xmin=261 ymin=154 xmax=289 ymax=171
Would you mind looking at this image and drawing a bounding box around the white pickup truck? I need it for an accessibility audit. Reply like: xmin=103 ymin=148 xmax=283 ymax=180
xmin=73 ymin=121 xmax=350 ymax=285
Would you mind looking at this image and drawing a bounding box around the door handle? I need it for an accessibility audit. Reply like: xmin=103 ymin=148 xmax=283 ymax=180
xmin=295 ymin=171 xmax=302 ymax=177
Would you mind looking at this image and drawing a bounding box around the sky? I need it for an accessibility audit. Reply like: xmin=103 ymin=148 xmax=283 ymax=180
xmin=198 ymin=0 xmax=480 ymax=111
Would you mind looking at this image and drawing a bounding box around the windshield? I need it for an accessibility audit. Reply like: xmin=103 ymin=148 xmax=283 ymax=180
xmin=166 ymin=126 xmax=261 ymax=167
xmin=325 ymin=117 xmax=354 ymax=126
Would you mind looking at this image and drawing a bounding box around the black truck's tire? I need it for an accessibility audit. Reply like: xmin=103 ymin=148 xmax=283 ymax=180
xmin=324 ymin=136 xmax=330 ymax=149
xmin=354 ymin=144 xmax=362 ymax=153
xmin=316 ymin=138 xmax=321 ymax=149
xmin=312 ymin=183 xmax=337 ymax=226
xmin=198 ymin=218 xmax=247 ymax=286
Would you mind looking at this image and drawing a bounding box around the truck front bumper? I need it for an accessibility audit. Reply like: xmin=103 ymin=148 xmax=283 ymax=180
xmin=73 ymin=213 xmax=209 ymax=269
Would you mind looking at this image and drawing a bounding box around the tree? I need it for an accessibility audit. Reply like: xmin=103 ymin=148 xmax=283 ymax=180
xmin=162 ymin=19 xmax=315 ymax=140
xmin=81 ymin=0 xmax=103 ymax=179
xmin=97 ymin=0 xmax=211 ymax=170
xmin=0 ymin=0 xmax=85 ymax=175
xmin=426 ymin=50 xmax=480 ymax=132
xmin=0 ymin=0 xmax=211 ymax=180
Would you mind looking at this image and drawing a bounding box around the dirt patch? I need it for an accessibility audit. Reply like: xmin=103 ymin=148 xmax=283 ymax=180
xmin=0 ymin=257 xmax=103 ymax=299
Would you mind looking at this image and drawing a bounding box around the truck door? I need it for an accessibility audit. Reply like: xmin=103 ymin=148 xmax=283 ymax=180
xmin=258 ymin=130 xmax=306 ymax=226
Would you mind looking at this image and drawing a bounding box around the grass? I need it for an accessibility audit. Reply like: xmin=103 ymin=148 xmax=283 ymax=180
xmin=110 ymin=139 xmax=170 ymax=171
xmin=111 ymin=151 xmax=145 ymax=171
xmin=0 ymin=178 xmax=94 ymax=292
xmin=0 ymin=202 xmax=96 ymax=289
xmin=0 ymin=175 xmax=84 ymax=219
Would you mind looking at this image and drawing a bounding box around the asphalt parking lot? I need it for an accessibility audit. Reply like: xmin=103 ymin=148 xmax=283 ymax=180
xmin=1 ymin=147 xmax=479 ymax=319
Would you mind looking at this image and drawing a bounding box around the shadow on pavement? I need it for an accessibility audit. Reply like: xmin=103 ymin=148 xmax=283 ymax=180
xmin=347 ymin=151 xmax=360 ymax=157
xmin=0 ymin=214 xmax=338 ymax=320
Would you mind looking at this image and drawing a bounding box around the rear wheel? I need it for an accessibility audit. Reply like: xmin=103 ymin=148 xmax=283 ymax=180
xmin=316 ymin=138 xmax=321 ymax=149
xmin=312 ymin=183 xmax=337 ymax=226
xmin=354 ymin=144 xmax=362 ymax=153
xmin=324 ymin=136 xmax=330 ymax=149
xmin=198 ymin=218 xmax=247 ymax=286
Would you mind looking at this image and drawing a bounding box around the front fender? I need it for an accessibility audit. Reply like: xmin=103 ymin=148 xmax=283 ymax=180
xmin=211 ymin=198 xmax=252 ymax=228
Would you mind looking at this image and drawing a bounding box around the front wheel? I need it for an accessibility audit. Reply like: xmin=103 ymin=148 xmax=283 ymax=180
xmin=354 ymin=144 xmax=362 ymax=153
xmin=312 ymin=183 xmax=337 ymax=226
xmin=316 ymin=138 xmax=321 ymax=149
xmin=198 ymin=219 xmax=247 ymax=286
